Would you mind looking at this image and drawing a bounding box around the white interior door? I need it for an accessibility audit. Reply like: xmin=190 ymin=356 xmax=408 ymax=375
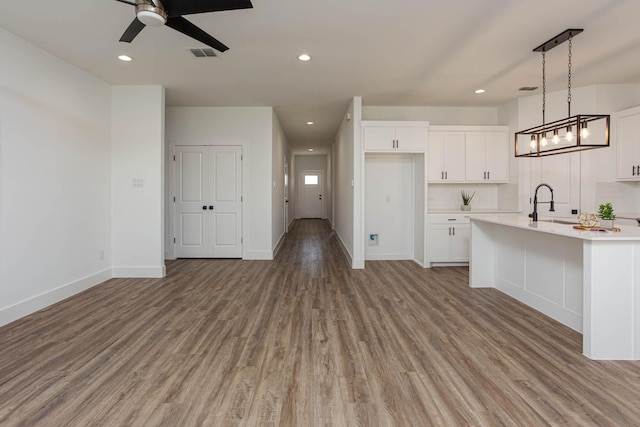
xmin=175 ymin=145 xmax=242 ymax=258
xmin=209 ymin=146 xmax=242 ymax=257
xmin=175 ymin=146 xmax=209 ymax=258
xmin=299 ymin=171 xmax=323 ymax=218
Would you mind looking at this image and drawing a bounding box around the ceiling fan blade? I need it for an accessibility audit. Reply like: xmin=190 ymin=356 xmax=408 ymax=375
xmin=165 ymin=16 xmax=229 ymax=52
xmin=119 ymin=18 xmax=146 ymax=43
xmin=113 ymin=0 xmax=136 ymax=5
xmin=163 ymin=0 xmax=252 ymax=17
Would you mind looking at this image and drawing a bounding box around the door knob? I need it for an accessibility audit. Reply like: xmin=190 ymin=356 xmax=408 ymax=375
xmin=202 ymin=206 xmax=207 ymax=210
xmin=209 ymin=206 xmax=214 ymax=210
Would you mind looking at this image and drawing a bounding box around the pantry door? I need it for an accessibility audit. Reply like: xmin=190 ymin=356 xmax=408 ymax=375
xmin=174 ymin=146 xmax=242 ymax=258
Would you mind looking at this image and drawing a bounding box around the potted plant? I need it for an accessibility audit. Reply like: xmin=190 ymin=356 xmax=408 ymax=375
xmin=597 ymin=202 xmax=616 ymax=229
xmin=461 ymin=190 xmax=475 ymax=211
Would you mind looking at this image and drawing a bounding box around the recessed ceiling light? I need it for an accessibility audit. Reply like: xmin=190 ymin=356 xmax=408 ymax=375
xmin=308 ymin=148 xmax=314 ymax=152
xmin=307 ymin=121 xmax=314 ymax=125
xmin=118 ymin=55 xmax=133 ymax=62
xmin=298 ymin=53 xmax=311 ymax=61
xmin=474 ymin=89 xmax=485 ymax=94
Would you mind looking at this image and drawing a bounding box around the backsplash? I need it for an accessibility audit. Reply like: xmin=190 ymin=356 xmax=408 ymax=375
xmin=428 ymin=184 xmax=518 ymax=210
xmin=594 ymin=181 xmax=640 ymax=214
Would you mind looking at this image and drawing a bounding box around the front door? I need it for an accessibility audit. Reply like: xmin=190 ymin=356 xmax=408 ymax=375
xmin=174 ymin=145 xmax=242 ymax=258
xmin=299 ymin=171 xmax=323 ymax=218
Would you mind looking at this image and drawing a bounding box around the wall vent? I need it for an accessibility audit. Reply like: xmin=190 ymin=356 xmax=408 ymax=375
xmin=519 ymin=86 xmax=538 ymax=91
xmin=189 ymin=48 xmax=217 ymax=58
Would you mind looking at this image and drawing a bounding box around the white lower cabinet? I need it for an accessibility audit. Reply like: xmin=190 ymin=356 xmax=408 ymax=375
xmin=428 ymin=214 xmax=470 ymax=263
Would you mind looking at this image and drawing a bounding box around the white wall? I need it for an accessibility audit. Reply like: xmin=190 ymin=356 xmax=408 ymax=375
xmin=165 ymin=107 xmax=275 ymax=260
xmin=334 ymin=98 xmax=361 ymax=267
xmin=111 ymin=86 xmax=165 ymax=278
xmin=0 ymin=28 xmax=112 ymax=326
xmin=272 ymin=112 xmax=288 ymax=252
xmin=365 ymin=154 xmax=414 ymax=260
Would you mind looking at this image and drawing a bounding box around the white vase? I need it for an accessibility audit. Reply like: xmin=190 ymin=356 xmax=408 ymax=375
xmin=600 ymin=219 xmax=614 ymax=229
xmin=461 ymin=204 xmax=471 ymax=211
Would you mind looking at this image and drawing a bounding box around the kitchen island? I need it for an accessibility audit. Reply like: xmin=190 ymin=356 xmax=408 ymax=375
xmin=470 ymin=215 xmax=640 ymax=360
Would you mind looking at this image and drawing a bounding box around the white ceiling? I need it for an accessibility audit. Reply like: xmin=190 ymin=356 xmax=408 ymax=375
xmin=2 ymin=0 xmax=639 ymax=151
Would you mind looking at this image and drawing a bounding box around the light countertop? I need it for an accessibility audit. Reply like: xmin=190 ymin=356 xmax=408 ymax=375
xmin=471 ymin=215 xmax=640 ymax=241
xmin=428 ymin=209 xmax=521 ymax=214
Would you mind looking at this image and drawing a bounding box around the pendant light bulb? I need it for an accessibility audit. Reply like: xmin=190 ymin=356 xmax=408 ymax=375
xmin=565 ymin=126 xmax=574 ymax=142
xmin=530 ymin=135 xmax=537 ymax=149
xmin=580 ymin=122 xmax=590 ymax=139
xmin=540 ymin=133 xmax=548 ymax=147
xmin=552 ymin=129 xmax=560 ymax=144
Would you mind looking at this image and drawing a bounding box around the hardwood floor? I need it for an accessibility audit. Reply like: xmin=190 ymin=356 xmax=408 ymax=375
xmin=2 ymin=219 xmax=640 ymax=426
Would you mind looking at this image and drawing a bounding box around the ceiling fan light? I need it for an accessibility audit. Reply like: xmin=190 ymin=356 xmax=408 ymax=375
xmin=137 ymin=10 xmax=166 ymax=26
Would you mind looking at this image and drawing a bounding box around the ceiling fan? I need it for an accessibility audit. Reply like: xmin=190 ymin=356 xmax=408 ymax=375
xmin=114 ymin=0 xmax=253 ymax=52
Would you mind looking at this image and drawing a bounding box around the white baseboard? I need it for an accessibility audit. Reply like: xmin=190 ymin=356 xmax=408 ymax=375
xmin=0 ymin=268 xmax=112 ymax=328
xmin=365 ymin=253 xmax=413 ymax=261
xmin=112 ymin=265 xmax=166 ymax=278
xmin=334 ymin=232 xmax=353 ymax=267
xmin=272 ymin=233 xmax=285 ymax=257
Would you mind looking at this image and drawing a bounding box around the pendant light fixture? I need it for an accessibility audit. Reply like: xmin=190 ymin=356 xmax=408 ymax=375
xmin=515 ymin=29 xmax=610 ymax=157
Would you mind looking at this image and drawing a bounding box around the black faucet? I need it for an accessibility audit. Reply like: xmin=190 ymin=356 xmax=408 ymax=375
xmin=529 ymin=183 xmax=555 ymax=221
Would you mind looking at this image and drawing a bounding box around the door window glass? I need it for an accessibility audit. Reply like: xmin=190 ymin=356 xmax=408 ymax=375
xmin=304 ymin=175 xmax=319 ymax=185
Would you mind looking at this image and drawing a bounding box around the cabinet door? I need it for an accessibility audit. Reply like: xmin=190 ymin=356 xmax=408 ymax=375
xmin=485 ymin=131 xmax=508 ymax=182
xmin=428 ymin=132 xmax=445 ymax=182
xmin=428 ymin=225 xmax=452 ymax=262
xmin=395 ymin=126 xmax=426 ymax=151
xmin=443 ymin=132 xmax=466 ymax=182
xmin=450 ymin=225 xmax=470 ymax=262
xmin=363 ymin=126 xmax=395 ymax=151
xmin=616 ymin=115 xmax=640 ymax=180
xmin=465 ymin=132 xmax=487 ymax=181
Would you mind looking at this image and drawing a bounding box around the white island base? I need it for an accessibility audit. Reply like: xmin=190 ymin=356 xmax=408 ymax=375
xmin=470 ymin=216 xmax=640 ymax=360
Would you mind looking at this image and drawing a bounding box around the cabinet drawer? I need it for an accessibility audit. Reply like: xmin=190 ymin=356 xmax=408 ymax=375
xmin=429 ymin=214 xmax=470 ymax=224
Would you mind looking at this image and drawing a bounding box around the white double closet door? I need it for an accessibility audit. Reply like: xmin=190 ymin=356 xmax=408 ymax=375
xmin=174 ymin=145 xmax=242 ymax=258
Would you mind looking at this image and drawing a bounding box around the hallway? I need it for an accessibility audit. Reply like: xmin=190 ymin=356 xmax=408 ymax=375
xmin=1 ymin=219 xmax=640 ymax=425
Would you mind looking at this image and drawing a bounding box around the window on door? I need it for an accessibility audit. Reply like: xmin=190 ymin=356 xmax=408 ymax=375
xmin=304 ymin=175 xmax=319 ymax=185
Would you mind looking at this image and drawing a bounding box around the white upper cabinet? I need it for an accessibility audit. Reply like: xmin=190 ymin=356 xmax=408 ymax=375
xmin=428 ymin=131 xmax=466 ymax=182
xmin=428 ymin=126 xmax=509 ymax=183
xmin=465 ymin=131 xmax=508 ymax=182
xmin=362 ymin=121 xmax=428 ymax=152
xmin=615 ymin=107 xmax=640 ymax=181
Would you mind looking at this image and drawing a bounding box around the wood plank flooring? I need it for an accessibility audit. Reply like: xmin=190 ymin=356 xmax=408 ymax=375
xmin=2 ymin=219 xmax=640 ymax=426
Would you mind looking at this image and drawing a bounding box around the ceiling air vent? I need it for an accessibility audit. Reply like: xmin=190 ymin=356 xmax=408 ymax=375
xmin=189 ymin=48 xmax=217 ymax=58
xmin=519 ymin=86 xmax=538 ymax=91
